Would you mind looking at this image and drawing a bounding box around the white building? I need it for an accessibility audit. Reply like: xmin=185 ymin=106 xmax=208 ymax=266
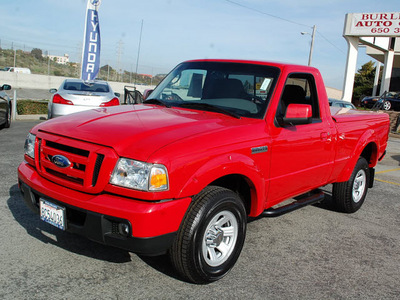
xmin=342 ymin=12 xmax=400 ymax=101
xmin=43 ymin=53 xmax=70 ymax=65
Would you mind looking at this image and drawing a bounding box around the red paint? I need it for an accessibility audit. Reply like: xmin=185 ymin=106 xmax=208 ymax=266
xmin=18 ymin=60 xmax=390 ymax=241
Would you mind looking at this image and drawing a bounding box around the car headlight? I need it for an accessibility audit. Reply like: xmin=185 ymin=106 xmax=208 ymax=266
xmin=24 ymin=133 xmax=36 ymax=159
xmin=110 ymin=158 xmax=169 ymax=191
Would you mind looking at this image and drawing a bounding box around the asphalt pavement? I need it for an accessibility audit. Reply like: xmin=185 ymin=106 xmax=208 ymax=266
xmin=1 ymin=121 xmax=399 ymax=299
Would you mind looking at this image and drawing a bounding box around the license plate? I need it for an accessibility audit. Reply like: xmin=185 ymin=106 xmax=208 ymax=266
xmin=40 ymin=199 xmax=66 ymax=230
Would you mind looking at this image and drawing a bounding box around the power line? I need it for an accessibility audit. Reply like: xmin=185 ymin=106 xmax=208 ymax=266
xmin=223 ymin=0 xmax=311 ymax=28
xmin=315 ymin=30 xmax=346 ymax=55
xmin=223 ymin=0 xmax=346 ymax=56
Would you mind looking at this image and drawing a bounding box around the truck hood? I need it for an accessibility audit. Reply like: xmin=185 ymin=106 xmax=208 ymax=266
xmin=36 ymin=105 xmax=250 ymax=161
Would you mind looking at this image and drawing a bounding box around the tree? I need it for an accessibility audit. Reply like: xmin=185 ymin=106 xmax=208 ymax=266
xmin=31 ymin=48 xmax=43 ymax=60
xmin=352 ymin=61 xmax=381 ymax=104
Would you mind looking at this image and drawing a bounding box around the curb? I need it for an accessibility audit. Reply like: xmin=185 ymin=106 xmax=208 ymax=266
xmin=15 ymin=114 xmax=47 ymax=121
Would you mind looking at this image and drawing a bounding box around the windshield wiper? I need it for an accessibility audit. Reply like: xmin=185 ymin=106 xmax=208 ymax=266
xmin=179 ymin=103 xmax=241 ymax=119
xmin=143 ymin=98 xmax=171 ymax=108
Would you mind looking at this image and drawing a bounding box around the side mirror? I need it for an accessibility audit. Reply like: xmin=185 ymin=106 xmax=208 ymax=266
xmin=115 ymin=92 xmax=121 ymax=98
xmin=282 ymin=104 xmax=312 ymax=125
xmin=1 ymin=84 xmax=11 ymax=91
xmin=143 ymin=89 xmax=154 ymax=100
xmin=49 ymin=88 xmax=57 ymax=94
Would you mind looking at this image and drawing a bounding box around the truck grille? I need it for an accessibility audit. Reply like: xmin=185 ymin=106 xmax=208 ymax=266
xmin=36 ymin=131 xmax=117 ymax=193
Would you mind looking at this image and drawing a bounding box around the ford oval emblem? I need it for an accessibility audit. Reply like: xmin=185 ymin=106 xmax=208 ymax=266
xmin=51 ymin=155 xmax=71 ymax=168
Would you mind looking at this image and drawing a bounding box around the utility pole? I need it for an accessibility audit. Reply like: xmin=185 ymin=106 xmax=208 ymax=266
xmin=134 ymin=19 xmax=144 ymax=85
xmin=308 ymin=25 xmax=316 ymax=66
xmin=47 ymin=51 xmax=51 ymax=75
xmin=116 ymin=40 xmax=124 ymax=82
xmin=301 ymin=25 xmax=316 ymax=66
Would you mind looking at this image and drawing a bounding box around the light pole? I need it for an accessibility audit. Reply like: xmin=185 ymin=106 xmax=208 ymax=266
xmin=301 ymin=25 xmax=316 ymax=66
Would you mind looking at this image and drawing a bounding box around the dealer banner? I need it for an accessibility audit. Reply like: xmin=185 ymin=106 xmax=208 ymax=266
xmin=81 ymin=0 xmax=101 ymax=81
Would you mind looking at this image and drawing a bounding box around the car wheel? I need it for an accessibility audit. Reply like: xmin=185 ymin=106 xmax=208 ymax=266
xmin=383 ymin=100 xmax=391 ymax=110
xmin=332 ymin=157 xmax=370 ymax=213
xmin=4 ymin=106 xmax=11 ymax=128
xmin=170 ymin=186 xmax=247 ymax=283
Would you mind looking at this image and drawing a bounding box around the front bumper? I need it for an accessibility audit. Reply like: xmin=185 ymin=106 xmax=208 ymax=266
xmin=18 ymin=162 xmax=192 ymax=255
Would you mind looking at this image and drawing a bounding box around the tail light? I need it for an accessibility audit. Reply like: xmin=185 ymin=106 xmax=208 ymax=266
xmin=52 ymin=94 xmax=73 ymax=105
xmin=100 ymin=97 xmax=120 ymax=107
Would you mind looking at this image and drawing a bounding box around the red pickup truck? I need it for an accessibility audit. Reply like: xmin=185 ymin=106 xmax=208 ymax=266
xmin=18 ymin=59 xmax=390 ymax=283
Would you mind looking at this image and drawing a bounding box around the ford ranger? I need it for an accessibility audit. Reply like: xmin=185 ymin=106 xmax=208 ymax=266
xmin=18 ymin=59 xmax=390 ymax=283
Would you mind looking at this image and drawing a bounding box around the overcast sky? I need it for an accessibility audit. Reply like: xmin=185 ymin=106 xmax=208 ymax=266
xmin=2 ymin=0 xmax=398 ymax=89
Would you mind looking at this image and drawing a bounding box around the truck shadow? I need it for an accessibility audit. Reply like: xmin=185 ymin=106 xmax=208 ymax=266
xmin=8 ymin=184 xmax=131 ymax=264
xmin=8 ymin=184 xmax=184 ymax=281
xmin=392 ymin=155 xmax=400 ymax=165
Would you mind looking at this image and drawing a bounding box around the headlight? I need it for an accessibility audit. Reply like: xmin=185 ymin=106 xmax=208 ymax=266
xmin=110 ymin=158 xmax=169 ymax=191
xmin=24 ymin=133 xmax=36 ymax=159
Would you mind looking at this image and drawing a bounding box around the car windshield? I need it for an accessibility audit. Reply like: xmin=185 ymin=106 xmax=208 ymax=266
xmin=148 ymin=61 xmax=280 ymax=118
xmin=63 ymin=81 xmax=110 ymax=93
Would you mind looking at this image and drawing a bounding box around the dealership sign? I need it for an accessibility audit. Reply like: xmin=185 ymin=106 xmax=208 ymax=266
xmin=81 ymin=0 xmax=101 ymax=81
xmin=344 ymin=12 xmax=400 ymax=37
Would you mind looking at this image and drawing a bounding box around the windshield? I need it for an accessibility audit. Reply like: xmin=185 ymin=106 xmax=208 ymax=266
xmin=149 ymin=61 xmax=280 ymax=118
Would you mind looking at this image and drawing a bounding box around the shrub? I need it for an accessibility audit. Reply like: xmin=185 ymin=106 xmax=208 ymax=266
xmin=17 ymin=100 xmax=48 ymax=115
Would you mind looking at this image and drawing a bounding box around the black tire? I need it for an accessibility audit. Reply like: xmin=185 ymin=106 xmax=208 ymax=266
xmin=4 ymin=105 xmax=11 ymax=128
xmin=332 ymin=157 xmax=370 ymax=213
xmin=170 ymin=186 xmax=247 ymax=284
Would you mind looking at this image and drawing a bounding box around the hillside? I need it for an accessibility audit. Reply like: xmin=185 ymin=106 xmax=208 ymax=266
xmin=0 ymin=48 xmax=164 ymax=85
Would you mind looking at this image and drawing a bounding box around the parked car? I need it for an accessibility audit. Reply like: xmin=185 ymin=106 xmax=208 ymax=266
xmin=48 ymin=79 xmax=120 ymax=119
xmin=377 ymin=92 xmax=400 ymax=111
xmin=328 ymin=98 xmax=356 ymax=109
xmin=360 ymin=95 xmax=380 ymax=109
xmin=4 ymin=67 xmax=31 ymax=74
xmin=361 ymin=92 xmax=400 ymax=111
xmin=0 ymin=83 xmax=12 ymax=129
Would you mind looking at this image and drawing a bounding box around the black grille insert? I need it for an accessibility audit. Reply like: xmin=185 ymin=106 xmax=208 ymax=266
xmin=92 ymin=154 xmax=105 ymax=186
xmin=46 ymin=141 xmax=90 ymax=157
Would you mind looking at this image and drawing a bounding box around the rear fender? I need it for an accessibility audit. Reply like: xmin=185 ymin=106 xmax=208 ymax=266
xmin=177 ymin=153 xmax=266 ymax=216
xmin=336 ymin=129 xmax=378 ymax=182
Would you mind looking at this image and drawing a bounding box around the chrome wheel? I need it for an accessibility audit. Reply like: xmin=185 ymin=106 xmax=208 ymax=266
xmin=352 ymin=169 xmax=366 ymax=203
xmin=383 ymin=101 xmax=391 ymax=110
xmin=202 ymin=210 xmax=238 ymax=267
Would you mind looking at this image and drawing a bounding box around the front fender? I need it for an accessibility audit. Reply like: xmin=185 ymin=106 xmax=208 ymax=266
xmin=177 ymin=153 xmax=267 ymax=216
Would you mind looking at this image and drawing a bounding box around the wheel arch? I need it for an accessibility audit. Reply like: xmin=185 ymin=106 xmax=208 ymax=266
xmin=176 ymin=154 xmax=266 ymax=217
xmin=210 ymin=174 xmax=255 ymax=216
xmin=336 ymin=129 xmax=379 ymax=182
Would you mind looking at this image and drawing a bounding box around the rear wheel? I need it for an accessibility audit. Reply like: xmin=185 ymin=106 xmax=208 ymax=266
xmin=383 ymin=100 xmax=391 ymax=111
xmin=332 ymin=157 xmax=370 ymax=213
xmin=170 ymin=186 xmax=247 ymax=283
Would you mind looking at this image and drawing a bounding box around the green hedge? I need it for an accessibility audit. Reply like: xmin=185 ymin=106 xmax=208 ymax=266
xmin=17 ymin=100 xmax=48 ymax=115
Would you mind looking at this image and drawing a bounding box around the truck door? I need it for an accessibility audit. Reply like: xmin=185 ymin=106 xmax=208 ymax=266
xmin=268 ymin=73 xmax=335 ymax=204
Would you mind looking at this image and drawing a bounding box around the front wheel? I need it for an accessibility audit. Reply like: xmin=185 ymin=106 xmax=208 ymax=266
xmin=332 ymin=157 xmax=370 ymax=213
xmin=170 ymin=186 xmax=247 ymax=284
